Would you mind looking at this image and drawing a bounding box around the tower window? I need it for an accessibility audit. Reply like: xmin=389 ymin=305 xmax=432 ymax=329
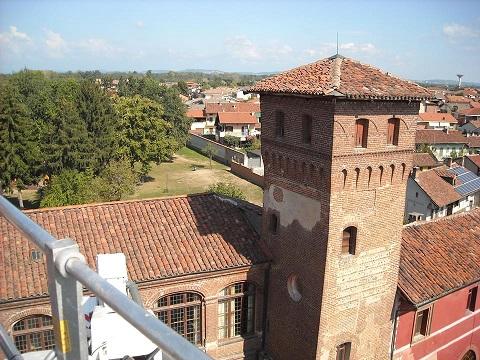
xmin=269 ymin=213 xmax=279 ymax=234
xmin=413 ymin=306 xmax=432 ymax=339
xmin=302 ymin=114 xmax=312 ymax=144
xmin=355 ymin=119 xmax=369 ymax=148
xmin=12 ymin=315 xmax=54 ymax=353
xmin=467 ymin=287 xmax=477 ymax=312
xmin=387 ymin=118 xmax=400 ymax=145
xmin=275 ymin=111 xmax=285 ymax=137
xmin=218 ymin=282 xmax=255 ymax=339
xmin=336 ymin=342 xmax=351 ymax=360
xmin=342 ymin=227 xmax=357 ymax=255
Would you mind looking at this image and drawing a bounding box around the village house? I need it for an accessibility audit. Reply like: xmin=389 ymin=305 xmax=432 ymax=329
xmin=444 ymin=94 xmax=472 ymax=117
xmin=393 ymin=211 xmax=480 ymax=360
xmin=416 ymin=129 xmax=468 ymax=160
xmin=412 ymin=152 xmax=440 ymax=171
xmin=1 ymin=56 xmax=479 ymax=360
xmin=459 ymin=108 xmax=480 ymax=125
xmin=462 ymin=154 xmax=480 ymax=176
xmin=417 ymin=112 xmax=457 ymax=130
xmin=405 ymin=163 xmax=480 ymax=223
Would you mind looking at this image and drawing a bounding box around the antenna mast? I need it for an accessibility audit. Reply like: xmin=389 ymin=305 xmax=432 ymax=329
xmin=336 ymin=32 xmax=339 ymax=55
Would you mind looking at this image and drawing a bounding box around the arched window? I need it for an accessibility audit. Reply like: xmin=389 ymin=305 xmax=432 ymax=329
xmin=367 ymin=166 xmax=373 ymax=188
xmin=12 ymin=315 xmax=54 ymax=353
xmin=461 ymin=350 xmax=476 ymax=360
xmin=390 ymin=164 xmax=395 ymax=184
xmin=342 ymin=227 xmax=357 ymax=255
xmin=387 ymin=118 xmax=400 ymax=145
xmin=355 ymin=119 xmax=369 ymax=148
xmin=218 ymin=282 xmax=255 ymax=339
xmin=336 ymin=342 xmax=352 ymax=360
xmin=401 ymin=163 xmax=406 ymax=180
xmin=379 ymin=166 xmax=384 ymax=185
xmin=154 ymin=292 xmax=203 ymax=345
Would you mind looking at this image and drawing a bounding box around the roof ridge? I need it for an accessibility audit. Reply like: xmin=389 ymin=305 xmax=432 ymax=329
xmin=21 ymin=193 xmax=212 ymax=214
xmin=330 ymin=56 xmax=342 ymax=90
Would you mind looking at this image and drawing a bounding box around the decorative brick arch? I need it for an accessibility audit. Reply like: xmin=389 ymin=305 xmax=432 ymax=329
xmin=215 ymin=279 xmax=261 ymax=297
xmin=5 ymin=306 xmax=52 ymax=331
xmin=333 ymin=120 xmax=347 ymax=134
xmin=143 ymin=285 xmax=206 ymax=309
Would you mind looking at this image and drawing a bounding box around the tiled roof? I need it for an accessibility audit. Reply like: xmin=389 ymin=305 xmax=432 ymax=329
xmin=249 ymin=55 xmax=432 ymax=100
xmin=218 ymin=112 xmax=258 ymax=125
xmin=470 ymin=101 xmax=480 ymax=108
xmin=417 ymin=112 xmax=457 ymax=124
xmin=414 ymin=168 xmax=463 ymax=207
xmin=445 ymin=95 xmax=471 ymax=104
xmin=400 ymin=209 xmax=480 ymax=305
xmin=464 ymin=119 xmax=480 ymax=130
xmin=415 ymin=129 xmax=468 ymax=144
xmin=466 ymin=154 xmax=480 ymax=168
xmin=467 ymin=136 xmax=480 ymax=148
xmin=186 ymin=109 xmax=205 ymax=118
xmin=412 ymin=153 xmax=439 ymax=168
xmin=205 ymin=102 xmax=260 ymax=114
xmin=0 ymin=195 xmax=267 ymax=302
xmin=460 ymin=108 xmax=480 ymax=116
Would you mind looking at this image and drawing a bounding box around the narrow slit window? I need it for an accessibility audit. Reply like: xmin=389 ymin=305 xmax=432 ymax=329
xmin=275 ymin=111 xmax=285 ymax=137
xmin=336 ymin=342 xmax=351 ymax=360
xmin=342 ymin=227 xmax=357 ymax=255
xmin=467 ymin=287 xmax=477 ymax=312
xmin=270 ymin=213 xmax=279 ymax=234
xmin=302 ymin=115 xmax=312 ymax=144
xmin=414 ymin=307 xmax=432 ymax=339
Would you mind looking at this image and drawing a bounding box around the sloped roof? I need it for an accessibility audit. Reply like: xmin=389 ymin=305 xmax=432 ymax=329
xmin=249 ymin=55 xmax=432 ymax=100
xmin=460 ymin=108 xmax=480 ymax=116
xmin=0 ymin=195 xmax=267 ymax=302
xmin=205 ymin=102 xmax=260 ymax=114
xmin=186 ymin=109 xmax=206 ymax=118
xmin=414 ymin=168 xmax=463 ymax=207
xmin=418 ymin=112 xmax=457 ymax=124
xmin=400 ymin=209 xmax=480 ymax=306
xmin=412 ymin=153 xmax=439 ymax=168
xmin=218 ymin=112 xmax=258 ymax=125
xmin=415 ymin=129 xmax=468 ymax=144
xmin=465 ymin=154 xmax=480 ymax=168
xmin=445 ymin=94 xmax=471 ymax=104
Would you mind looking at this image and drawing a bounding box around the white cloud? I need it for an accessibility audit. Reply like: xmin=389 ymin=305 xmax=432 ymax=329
xmin=443 ymin=23 xmax=479 ymax=40
xmin=77 ymin=38 xmax=123 ymax=56
xmin=0 ymin=26 xmax=32 ymax=54
xmin=136 ymin=21 xmax=144 ymax=28
xmin=44 ymin=29 xmax=67 ymax=57
xmin=224 ymin=36 xmax=293 ymax=62
xmin=304 ymin=42 xmax=378 ymax=58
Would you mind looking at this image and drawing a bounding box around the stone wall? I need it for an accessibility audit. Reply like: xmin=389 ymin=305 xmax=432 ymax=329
xmin=187 ymin=133 xmax=246 ymax=166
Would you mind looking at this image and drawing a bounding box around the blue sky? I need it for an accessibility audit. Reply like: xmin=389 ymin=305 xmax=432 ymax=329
xmin=1 ymin=0 xmax=479 ymax=81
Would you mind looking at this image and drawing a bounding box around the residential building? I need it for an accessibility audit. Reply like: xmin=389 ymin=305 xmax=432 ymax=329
xmin=393 ymin=211 xmax=480 ymax=360
xmin=444 ymin=94 xmax=471 ymax=116
xmin=416 ymin=129 xmax=468 ymax=160
xmin=405 ymin=164 xmax=480 ymax=222
xmin=460 ymin=119 xmax=480 ymax=136
xmin=459 ymin=108 xmax=480 ymax=125
xmin=412 ymin=152 xmax=440 ymax=171
xmin=216 ymin=112 xmax=259 ymax=141
xmin=0 ymin=195 xmax=268 ymax=360
xmin=417 ymin=112 xmax=457 ymax=129
xmin=187 ymin=108 xmax=210 ymax=135
xmin=464 ymin=154 xmax=480 ymax=176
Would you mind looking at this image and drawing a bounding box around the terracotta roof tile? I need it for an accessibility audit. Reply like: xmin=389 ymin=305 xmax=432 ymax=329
xmin=466 ymin=154 xmax=480 ymax=167
xmin=205 ymin=102 xmax=260 ymax=114
xmin=400 ymin=209 xmax=480 ymax=305
xmin=467 ymin=136 xmax=480 ymax=148
xmin=0 ymin=195 xmax=267 ymax=302
xmin=445 ymin=95 xmax=471 ymax=104
xmin=249 ymin=55 xmax=432 ymax=100
xmin=218 ymin=112 xmax=258 ymax=125
xmin=412 ymin=153 xmax=440 ymax=168
xmin=460 ymin=108 xmax=480 ymax=116
xmin=186 ymin=109 xmax=205 ymax=118
xmin=415 ymin=129 xmax=468 ymax=144
xmin=414 ymin=168 xmax=462 ymax=207
xmin=417 ymin=112 xmax=457 ymax=124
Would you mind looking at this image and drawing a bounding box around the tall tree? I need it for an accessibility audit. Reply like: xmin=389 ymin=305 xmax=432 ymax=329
xmin=77 ymin=80 xmax=118 ymax=173
xmin=113 ymin=95 xmax=176 ymax=175
xmin=0 ymin=84 xmax=41 ymax=207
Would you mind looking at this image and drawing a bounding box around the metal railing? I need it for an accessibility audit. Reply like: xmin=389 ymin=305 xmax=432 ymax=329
xmin=0 ymin=196 xmax=211 ymax=360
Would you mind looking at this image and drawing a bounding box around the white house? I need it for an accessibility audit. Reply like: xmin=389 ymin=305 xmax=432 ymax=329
xmin=415 ymin=129 xmax=468 ymax=160
xmin=416 ymin=112 xmax=457 ymax=130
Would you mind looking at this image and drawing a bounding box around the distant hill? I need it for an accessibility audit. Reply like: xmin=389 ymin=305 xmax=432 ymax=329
xmin=416 ymin=79 xmax=480 ymax=88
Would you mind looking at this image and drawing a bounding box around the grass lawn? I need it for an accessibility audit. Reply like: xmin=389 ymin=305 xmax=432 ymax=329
xmin=129 ymin=146 xmax=264 ymax=205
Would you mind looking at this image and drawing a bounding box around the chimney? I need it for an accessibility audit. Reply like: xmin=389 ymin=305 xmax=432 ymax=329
xmin=444 ymin=157 xmax=453 ymax=167
xmin=412 ymin=166 xmax=419 ymax=179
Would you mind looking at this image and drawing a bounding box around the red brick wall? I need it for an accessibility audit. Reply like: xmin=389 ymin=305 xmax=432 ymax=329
xmin=0 ymin=265 xmax=267 ymax=360
xmin=260 ymin=94 xmax=418 ymax=359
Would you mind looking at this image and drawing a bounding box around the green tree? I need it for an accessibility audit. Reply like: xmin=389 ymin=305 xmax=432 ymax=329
xmin=77 ymin=80 xmax=118 ymax=173
xmin=175 ymin=80 xmax=189 ymax=96
xmin=114 ymin=95 xmax=176 ymax=175
xmin=449 ymin=150 xmax=458 ymax=159
xmin=95 ymin=159 xmax=138 ymax=201
xmin=203 ymin=143 xmax=217 ymax=169
xmin=207 ymin=182 xmax=246 ymax=200
xmin=0 ymin=84 xmax=41 ymax=207
xmin=39 ymin=170 xmax=97 ymax=207
xmin=223 ymin=135 xmax=241 ymax=148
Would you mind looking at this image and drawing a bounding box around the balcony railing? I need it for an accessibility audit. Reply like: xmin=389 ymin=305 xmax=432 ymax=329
xmin=0 ymin=196 xmax=212 ymax=360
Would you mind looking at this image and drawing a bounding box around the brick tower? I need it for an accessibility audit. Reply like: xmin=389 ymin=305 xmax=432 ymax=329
xmin=251 ymin=55 xmax=431 ymax=359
